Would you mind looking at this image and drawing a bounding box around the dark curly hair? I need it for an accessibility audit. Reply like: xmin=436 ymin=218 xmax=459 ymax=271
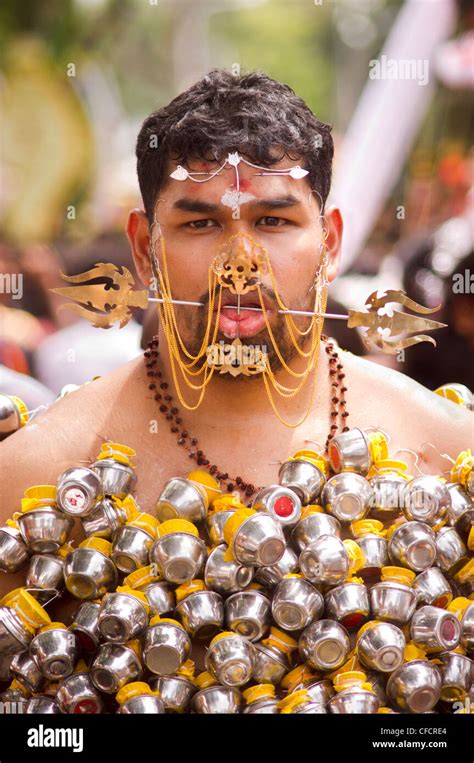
xmin=136 ymin=68 xmax=334 ymax=224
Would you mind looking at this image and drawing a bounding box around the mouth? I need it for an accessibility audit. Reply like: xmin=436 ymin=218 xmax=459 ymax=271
xmin=216 ymin=292 xmax=275 ymax=339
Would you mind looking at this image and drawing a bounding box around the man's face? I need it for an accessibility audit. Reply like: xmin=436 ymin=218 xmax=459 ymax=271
xmin=129 ymin=155 xmax=342 ymax=374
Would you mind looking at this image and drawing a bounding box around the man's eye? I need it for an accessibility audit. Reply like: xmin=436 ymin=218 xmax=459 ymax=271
xmin=258 ymin=216 xmax=288 ymax=227
xmin=186 ymin=219 xmax=216 ymax=229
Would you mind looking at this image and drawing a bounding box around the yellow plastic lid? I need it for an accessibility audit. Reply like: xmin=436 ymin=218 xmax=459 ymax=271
xmin=9 ymin=678 xmax=30 ymax=696
xmin=242 ymin=684 xmax=276 ymax=704
xmin=357 ymin=620 xmax=380 ymax=639
xmin=126 ymin=639 xmax=142 ymax=659
xmin=115 ymin=586 xmax=150 ymax=612
xmin=57 ymin=543 xmax=74 ymax=559
xmin=12 ymin=589 xmax=51 ymax=634
xmin=38 ymin=622 xmax=67 ymax=633
xmin=157 ymin=519 xmax=199 ymax=538
xmin=124 ymin=565 xmax=161 ymax=590
xmin=385 ymin=519 xmax=407 ymax=541
xmin=368 ymin=459 xmax=410 ymax=480
xmin=116 ymin=682 xmax=156 ymax=704
xmin=175 ymin=580 xmax=207 ymax=603
xmin=404 ymin=642 xmax=427 ymax=662
xmin=209 ymin=631 xmax=240 ymax=647
xmin=9 ymin=395 xmax=29 ymax=425
xmin=290 ymin=451 xmax=329 ymax=476
xmin=5 ymin=518 xmax=20 ymax=530
xmin=343 ymin=539 xmax=366 ymax=575
xmin=74 ymin=659 xmax=90 ymax=674
xmin=195 ymin=671 xmax=218 ymax=690
xmin=177 ymin=659 xmax=195 ymax=681
xmin=334 ymin=671 xmax=373 ymax=693
xmin=114 ymin=495 xmax=140 ymax=522
xmin=278 ymin=689 xmax=309 ymax=713
xmin=326 ymin=651 xmax=361 ymax=681
xmin=187 ymin=470 xmax=220 ymax=504
xmin=448 ymin=597 xmax=473 ymax=619
xmin=468 ymin=525 xmax=474 ymax=551
xmin=210 ymin=494 xmax=245 ymax=512
xmin=280 ymin=665 xmax=316 ymax=693
xmin=223 ymin=508 xmax=255 ymax=547
xmin=300 ymin=504 xmax=324 ymax=519
xmin=351 ymin=519 xmax=385 ymax=538
xmin=367 ymin=432 xmax=389 ymax=464
xmin=128 ymin=512 xmax=160 ymax=537
xmin=21 ymin=485 xmax=57 ymax=512
xmin=96 ymin=442 xmax=136 ymax=467
xmin=261 ymin=626 xmax=297 ymax=655
xmin=450 ymin=449 xmax=473 ymax=487
xmin=378 ymin=707 xmax=396 ymax=714
xmin=454 ymin=558 xmax=474 ymax=585
xmin=149 ymin=615 xmax=183 ymax=629
xmin=381 ymin=566 xmax=415 ymax=585
xmin=79 ymin=537 xmax=112 ymax=556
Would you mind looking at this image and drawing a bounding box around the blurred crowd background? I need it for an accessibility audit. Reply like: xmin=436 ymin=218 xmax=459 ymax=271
xmin=0 ymin=0 xmax=473 ymax=412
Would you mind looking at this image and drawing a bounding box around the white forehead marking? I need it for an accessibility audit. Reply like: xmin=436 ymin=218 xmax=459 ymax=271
xmin=220 ymin=189 xmax=257 ymax=208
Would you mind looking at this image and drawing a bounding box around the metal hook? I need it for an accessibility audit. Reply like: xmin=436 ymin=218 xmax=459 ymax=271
xmin=392 ymin=447 xmax=425 ymax=475
xmin=420 ymin=442 xmax=455 ymax=465
xmin=304 ymin=439 xmax=325 ymax=452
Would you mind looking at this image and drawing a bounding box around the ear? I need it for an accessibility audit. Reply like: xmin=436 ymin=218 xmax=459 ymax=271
xmin=126 ymin=209 xmax=152 ymax=287
xmin=323 ymin=205 xmax=343 ymax=283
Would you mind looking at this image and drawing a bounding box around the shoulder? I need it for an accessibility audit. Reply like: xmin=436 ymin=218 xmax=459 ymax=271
xmin=0 ymin=357 xmax=144 ymax=511
xmin=340 ymin=350 xmax=473 ymax=458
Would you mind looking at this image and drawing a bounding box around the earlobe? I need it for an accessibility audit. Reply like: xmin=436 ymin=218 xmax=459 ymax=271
xmin=126 ymin=208 xmax=153 ymax=287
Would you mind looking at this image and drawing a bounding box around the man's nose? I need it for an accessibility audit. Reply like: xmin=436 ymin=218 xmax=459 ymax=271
xmin=212 ymin=232 xmax=268 ymax=295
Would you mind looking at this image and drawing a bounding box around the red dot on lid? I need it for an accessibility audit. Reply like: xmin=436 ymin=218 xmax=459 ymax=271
xmin=273 ymin=495 xmax=296 ymax=518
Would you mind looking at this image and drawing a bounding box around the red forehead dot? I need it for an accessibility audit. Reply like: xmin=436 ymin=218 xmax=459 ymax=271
xmin=274 ymin=495 xmax=296 ymax=518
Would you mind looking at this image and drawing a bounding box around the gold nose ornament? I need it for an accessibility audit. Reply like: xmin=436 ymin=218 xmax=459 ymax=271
xmin=212 ymin=234 xmax=268 ymax=296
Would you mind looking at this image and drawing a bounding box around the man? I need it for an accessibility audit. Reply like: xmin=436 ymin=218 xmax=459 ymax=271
xmin=0 ymin=69 xmax=471 ymax=596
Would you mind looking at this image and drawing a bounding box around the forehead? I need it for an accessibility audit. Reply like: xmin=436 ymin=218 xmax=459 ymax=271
xmin=158 ymin=155 xmax=315 ymax=210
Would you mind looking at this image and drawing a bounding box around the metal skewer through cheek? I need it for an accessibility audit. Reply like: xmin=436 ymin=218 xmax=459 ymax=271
xmin=147 ymin=296 xmax=348 ymax=320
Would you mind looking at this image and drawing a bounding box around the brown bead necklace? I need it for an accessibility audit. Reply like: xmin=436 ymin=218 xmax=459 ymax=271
xmin=144 ymin=334 xmax=349 ymax=499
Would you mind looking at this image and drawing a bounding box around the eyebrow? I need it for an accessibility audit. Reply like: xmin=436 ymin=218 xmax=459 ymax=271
xmin=172 ymin=195 xmax=302 ymax=214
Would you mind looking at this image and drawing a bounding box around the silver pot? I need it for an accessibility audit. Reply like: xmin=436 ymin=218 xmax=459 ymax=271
xmin=243 ymin=697 xmax=280 ymax=714
xmin=205 ymin=544 xmax=254 ymax=594
xmin=150 ymin=532 xmax=207 ymax=584
xmin=306 ymin=678 xmax=335 ymax=705
xmin=117 ymin=695 xmax=165 ymax=714
xmin=328 ymin=685 xmax=380 ymax=714
xmin=299 ymin=620 xmax=351 ymax=671
xmin=252 ymin=642 xmax=289 ymax=685
xmin=322 ymin=473 xmax=372 ymax=523
xmin=325 ymin=581 xmax=370 ymax=631
xmin=92 ymin=457 xmax=136 ymax=498
xmin=278 ymin=459 xmax=326 ymax=505
xmin=356 ymin=534 xmax=388 ymax=580
xmin=155 ymin=477 xmax=207 ymax=523
xmin=229 ymin=513 xmax=286 ymax=567
xmin=387 ymin=659 xmax=441 ymax=713
xmin=90 ymin=642 xmax=142 ymax=693
xmin=18 ymin=508 xmax=74 ymax=554
xmin=410 ymin=605 xmax=461 ymax=653
xmin=369 ymin=472 xmax=408 ymax=517
xmin=225 ymin=590 xmax=271 ymax=641
xmin=0 ymin=654 xmax=12 ymax=683
xmin=0 ymin=394 xmax=24 ymax=440
xmin=142 ymin=620 xmax=191 ymax=675
xmin=56 ymin=467 xmax=103 ymax=517
xmin=0 ymin=606 xmax=32 ymax=656
xmin=412 ymin=568 xmax=453 ymax=608
xmin=388 ymin=521 xmax=437 ymax=571
xmin=30 ymin=627 xmax=79 ymax=680
xmin=150 ymin=675 xmax=196 ymax=713
xmin=403 ymin=476 xmax=451 ymax=525
xmin=26 ymin=554 xmax=65 ymax=602
xmin=81 ymin=498 xmax=122 ymax=539
xmin=357 ymin=621 xmax=406 ymax=672
xmin=98 ymin=592 xmax=149 ymax=643
xmin=439 ymin=651 xmax=473 ymax=701
xmin=292 ymin=512 xmax=341 ymax=553
xmin=192 ymin=685 xmax=241 ymax=714
xmin=10 ymin=651 xmax=44 ymax=692
xmin=252 ymin=485 xmax=302 ymax=528
xmin=446 ymin=483 xmax=474 ymax=533
xmin=370 ymin=580 xmax=417 ymax=624
xmin=205 ymin=633 xmax=254 ymax=687
xmin=459 ymin=600 xmax=474 ymax=651
xmin=435 ymin=526 xmax=468 ymax=574
xmin=299 ymin=534 xmax=349 ymax=585
xmin=207 ymin=510 xmax=236 ymax=546
xmin=111 ymin=525 xmax=154 ymax=574
xmin=25 ymin=696 xmax=62 ymax=714
xmin=255 ymin=546 xmax=299 ymax=588
xmin=0 ymin=526 xmax=29 ymax=573
xmin=56 ymin=671 xmax=104 ymax=714
xmin=327 ymin=428 xmax=371 ymax=474
xmin=272 ymin=577 xmax=323 ymax=631
xmin=63 ymin=547 xmax=118 ymax=600
xmin=143 ymin=581 xmax=175 ymax=616
xmin=69 ymin=601 xmax=101 ymax=653
xmin=175 ymin=590 xmax=224 ymax=639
